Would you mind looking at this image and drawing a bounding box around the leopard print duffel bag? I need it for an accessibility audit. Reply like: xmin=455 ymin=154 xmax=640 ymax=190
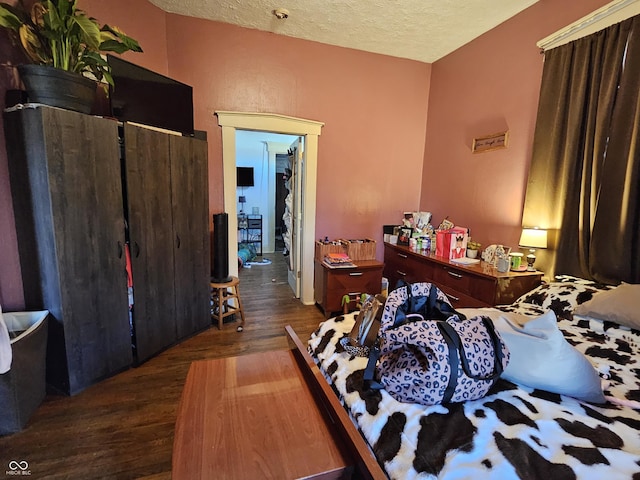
xmin=365 ymin=282 xmax=510 ymax=406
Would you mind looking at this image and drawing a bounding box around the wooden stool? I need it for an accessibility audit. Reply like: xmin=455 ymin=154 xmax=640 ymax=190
xmin=342 ymin=292 xmax=362 ymax=314
xmin=210 ymin=276 xmax=246 ymax=331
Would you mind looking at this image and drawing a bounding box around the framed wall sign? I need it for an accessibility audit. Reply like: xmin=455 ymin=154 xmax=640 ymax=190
xmin=472 ymin=131 xmax=509 ymax=153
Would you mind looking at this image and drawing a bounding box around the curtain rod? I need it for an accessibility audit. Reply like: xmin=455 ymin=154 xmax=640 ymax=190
xmin=537 ymin=0 xmax=640 ymax=51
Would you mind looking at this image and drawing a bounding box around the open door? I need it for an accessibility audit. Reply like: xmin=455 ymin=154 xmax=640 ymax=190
xmin=285 ymin=137 xmax=304 ymax=297
xmin=217 ymin=111 xmax=323 ymax=305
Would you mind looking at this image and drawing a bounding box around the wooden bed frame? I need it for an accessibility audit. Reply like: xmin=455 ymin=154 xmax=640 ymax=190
xmin=284 ymin=325 xmax=387 ymax=480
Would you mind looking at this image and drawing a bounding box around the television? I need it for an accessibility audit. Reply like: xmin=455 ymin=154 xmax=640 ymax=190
xmin=107 ymin=54 xmax=194 ymax=136
xmin=237 ymin=167 xmax=254 ymax=187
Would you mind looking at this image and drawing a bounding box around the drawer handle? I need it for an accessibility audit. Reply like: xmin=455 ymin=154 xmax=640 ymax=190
xmin=397 ymin=253 xmax=408 ymax=258
xmin=447 ymin=271 xmax=463 ymax=279
xmin=349 ymin=272 xmax=363 ymax=276
xmin=446 ymin=293 xmax=460 ymax=302
xmin=397 ymin=270 xmax=407 ymax=277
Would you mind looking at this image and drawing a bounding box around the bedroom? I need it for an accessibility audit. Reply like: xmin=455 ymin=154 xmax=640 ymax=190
xmin=1 ymin=0 xmax=638 ymax=477
xmin=0 ymin=0 xmax=617 ymax=310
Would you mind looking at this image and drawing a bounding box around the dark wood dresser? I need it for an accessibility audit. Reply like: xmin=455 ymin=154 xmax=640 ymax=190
xmin=314 ymin=259 xmax=384 ymax=318
xmin=384 ymin=242 xmax=542 ymax=308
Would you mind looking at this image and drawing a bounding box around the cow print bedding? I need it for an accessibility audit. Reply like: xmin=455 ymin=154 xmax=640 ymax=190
xmin=308 ymin=278 xmax=640 ymax=479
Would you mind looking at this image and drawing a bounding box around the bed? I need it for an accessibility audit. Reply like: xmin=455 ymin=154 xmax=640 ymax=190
xmin=304 ymin=276 xmax=640 ymax=479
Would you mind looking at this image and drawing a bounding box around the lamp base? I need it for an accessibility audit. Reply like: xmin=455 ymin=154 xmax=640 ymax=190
xmin=526 ymin=252 xmax=536 ymax=271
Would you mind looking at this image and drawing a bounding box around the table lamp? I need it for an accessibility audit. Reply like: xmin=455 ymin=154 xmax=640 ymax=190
xmin=519 ymin=228 xmax=547 ymax=271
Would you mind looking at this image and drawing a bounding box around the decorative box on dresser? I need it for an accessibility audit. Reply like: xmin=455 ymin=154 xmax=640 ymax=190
xmin=315 ymin=259 xmax=384 ymax=318
xmin=384 ymin=242 xmax=542 ymax=308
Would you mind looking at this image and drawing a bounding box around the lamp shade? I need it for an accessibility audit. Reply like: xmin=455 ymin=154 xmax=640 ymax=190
xmin=519 ymin=228 xmax=547 ymax=249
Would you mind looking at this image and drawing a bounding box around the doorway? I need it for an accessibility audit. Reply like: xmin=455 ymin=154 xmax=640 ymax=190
xmin=216 ymin=111 xmax=324 ymax=306
xmin=234 ymin=131 xmax=297 ymax=256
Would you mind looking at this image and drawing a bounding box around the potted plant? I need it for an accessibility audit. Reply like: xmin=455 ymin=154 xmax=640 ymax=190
xmin=0 ymin=0 xmax=142 ymax=113
xmin=466 ymin=240 xmax=481 ymax=259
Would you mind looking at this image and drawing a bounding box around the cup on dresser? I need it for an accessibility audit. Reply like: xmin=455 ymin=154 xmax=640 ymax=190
xmin=497 ymin=256 xmax=510 ymax=273
xmin=509 ymin=252 xmax=523 ymax=270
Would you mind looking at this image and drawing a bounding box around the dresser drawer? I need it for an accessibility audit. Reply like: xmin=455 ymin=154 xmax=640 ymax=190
xmin=439 ymin=284 xmax=491 ymax=309
xmin=432 ymin=264 xmax=496 ymax=304
xmin=326 ymin=268 xmax=381 ymax=294
xmin=432 ymin=264 xmax=473 ymax=292
xmin=315 ymin=260 xmax=384 ymax=318
xmin=468 ymin=277 xmax=501 ymax=305
xmin=384 ymin=245 xmax=434 ymax=287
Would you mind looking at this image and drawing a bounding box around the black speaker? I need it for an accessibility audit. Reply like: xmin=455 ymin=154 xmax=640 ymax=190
xmin=212 ymin=213 xmax=232 ymax=283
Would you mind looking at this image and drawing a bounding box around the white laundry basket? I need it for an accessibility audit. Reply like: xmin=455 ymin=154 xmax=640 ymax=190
xmin=0 ymin=310 xmax=49 ymax=435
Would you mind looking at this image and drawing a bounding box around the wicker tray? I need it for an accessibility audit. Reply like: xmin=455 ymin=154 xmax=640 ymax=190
xmin=340 ymin=239 xmax=376 ymax=261
xmin=315 ymin=240 xmax=346 ymax=261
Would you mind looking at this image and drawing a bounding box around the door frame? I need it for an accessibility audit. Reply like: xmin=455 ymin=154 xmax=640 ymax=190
xmin=216 ymin=111 xmax=324 ymax=305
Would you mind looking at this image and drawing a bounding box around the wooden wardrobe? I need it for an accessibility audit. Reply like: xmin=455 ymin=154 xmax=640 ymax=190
xmin=5 ymin=105 xmax=210 ymax=395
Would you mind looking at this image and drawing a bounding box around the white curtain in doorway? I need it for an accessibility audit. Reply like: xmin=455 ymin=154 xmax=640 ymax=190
xmin=282 ymin=160 xmax=293 ymax=269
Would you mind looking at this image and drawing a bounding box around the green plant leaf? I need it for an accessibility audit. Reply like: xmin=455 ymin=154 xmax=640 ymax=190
xmin=101 ymin=25 xmax=142 ymax=53
xmin=0 ymin=4 xmax=25 ymax=30
xmin=99 ymin=39 xmax=131 ymax=54
xmin=101 ymin=70 xmax=113 ymax=88
xmin=0 ymin=0 xmax=142 ymax=77
xmin=44 ymin=0 xmax=62 ymax=31
xmin=73 ymin=13 xmax=100 ymax=50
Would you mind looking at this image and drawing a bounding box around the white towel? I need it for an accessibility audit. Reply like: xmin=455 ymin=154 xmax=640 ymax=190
xmin=0 ymin=304 xmax=12 ymax=374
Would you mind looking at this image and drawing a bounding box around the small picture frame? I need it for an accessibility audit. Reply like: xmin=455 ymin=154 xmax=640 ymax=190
xmin=398 ymin=227 xmax=412 ymax=245
xmin=472 ymin=131 xmax=509 ymax=153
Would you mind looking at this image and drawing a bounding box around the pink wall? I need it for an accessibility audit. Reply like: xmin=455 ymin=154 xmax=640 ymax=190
xmin=421 ymin=0 xmax=611 ymax=252
xmin=80 ymin=0 xmax=169 ymax=74
xmin=0 ymin=3 xmax=27 ymax=310
xmin=163 ymin=16 xmax=431 ymax=243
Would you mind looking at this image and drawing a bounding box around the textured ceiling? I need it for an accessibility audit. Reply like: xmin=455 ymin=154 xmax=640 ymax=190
xmin=148 ymin=0 xmax=539 ymax=63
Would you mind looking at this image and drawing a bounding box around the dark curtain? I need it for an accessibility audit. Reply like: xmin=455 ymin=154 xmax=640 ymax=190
xmin=522 ymin=16 xmax=640 ymax=284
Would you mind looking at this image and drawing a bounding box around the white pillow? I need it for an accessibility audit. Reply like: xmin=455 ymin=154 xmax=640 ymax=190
xmin=0 ymin=304 xmax=11 ymax=374
xmin=573 ymin=282 xmax=640 ymax=329
xmin=493 ymin=310 xmax=606 ymax=403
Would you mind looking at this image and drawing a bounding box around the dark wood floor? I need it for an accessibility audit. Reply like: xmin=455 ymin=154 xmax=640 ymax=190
xmin=0 ymin=252 xmax=326 ymax=479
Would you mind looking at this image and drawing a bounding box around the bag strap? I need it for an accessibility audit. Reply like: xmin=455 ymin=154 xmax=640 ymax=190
xmin=428 ymin=283 xmax=467 ymax=321
xmin=438 ymin=317 xmax=504 ymax=381
xmin=479 ymin=317 xmax=506 ymax=377
xmin=395 ymin=281 xmax=467 ymax=323
xmin=391 ymin=281 xmax=414 ymax=328
xmin=409 ymin=282 xmax=421 ymax=314
xmin=436 ymin=300 xmax=467 ymax=320
xmin=436 ymin=323 xmax=460 ymax=403
xmin=363 ymin=342 xmax=383 ymax=389
xmin=428 ymin=281 xmax=438 ymax=313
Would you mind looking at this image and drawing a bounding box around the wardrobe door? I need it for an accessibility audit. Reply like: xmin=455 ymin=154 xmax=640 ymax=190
xmin=123 ymin=124 xmax=177 ymax=363
xmin=170 ymin=135 xmax=210 ymax=339
xmin=5 ymin=106 xmax=131 ymax=395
